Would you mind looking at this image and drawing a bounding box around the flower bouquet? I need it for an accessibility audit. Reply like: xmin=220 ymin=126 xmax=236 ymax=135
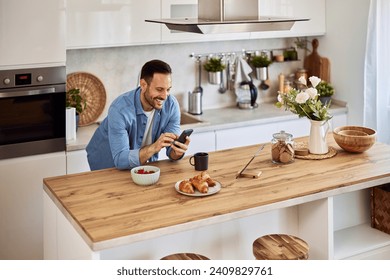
xmin=276 ymin=76 xmax=332 ymax=122
xmin=276 ymin=76 xmax=333 ymax=155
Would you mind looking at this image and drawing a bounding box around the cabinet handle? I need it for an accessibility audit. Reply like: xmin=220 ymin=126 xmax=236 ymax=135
xmin=0 ymin=87 xmax=56 ymax=98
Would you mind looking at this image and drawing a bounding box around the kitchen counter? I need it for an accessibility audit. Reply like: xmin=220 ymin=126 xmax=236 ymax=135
xmin=44 ymin=135 xmax=390 ymax=260
xmin=66 ymin=101 xmax=348 ymax=152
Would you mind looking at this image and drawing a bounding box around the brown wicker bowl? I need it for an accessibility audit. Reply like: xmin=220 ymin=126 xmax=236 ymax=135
xmin=333 ymin=126 xmax=376 ymax=153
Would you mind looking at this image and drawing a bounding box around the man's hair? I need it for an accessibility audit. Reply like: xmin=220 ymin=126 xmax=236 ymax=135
xmin=140 ymin=60 xmax=172 ymax=84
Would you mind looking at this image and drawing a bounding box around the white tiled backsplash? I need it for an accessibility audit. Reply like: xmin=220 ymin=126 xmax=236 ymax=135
xmin=66 ymin=38 xmax=305 ymax=123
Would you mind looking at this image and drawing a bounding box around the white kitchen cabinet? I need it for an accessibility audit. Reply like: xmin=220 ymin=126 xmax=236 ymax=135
xmin=66 ymin=0 xmax=161 ymax=49
xmin=333 ymin=190 xmax=390 ymax=260
xmin=158 ymin=130 xmax=215 ymax=160
xmin=250 ymin=0 xmax=326 ymax=39
xmin=66 ymin=0 xmax=326 ymax=49
xmin=185 ymin=130 xmax=216 ymax=154
xmin=0 ymin=152 xmax=66 ymax=260
xmin=216 ymin=121 xmax=277 ymax=150
xmin=0 ymin=0 xmax=66 ymax=69
xmin=299 ymin=189 xmax=390 ymax=260
xmin=215 ymin=113 xmax=347 ymax=151
xmin=66 ymin=150 xmax=90 ymax=174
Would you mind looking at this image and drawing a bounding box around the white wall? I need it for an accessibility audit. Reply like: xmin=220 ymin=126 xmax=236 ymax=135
xmin=66 ymin=38 xmax=304 ymax=123
xmin=319 ymin=0 xmax=371 ymax=125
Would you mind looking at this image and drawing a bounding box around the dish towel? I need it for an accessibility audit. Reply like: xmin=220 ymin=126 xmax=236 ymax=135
xmin=234 ymin=57 xmax=253 ymax=100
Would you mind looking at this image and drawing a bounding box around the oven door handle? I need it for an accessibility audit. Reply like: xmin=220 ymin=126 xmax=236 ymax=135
xmin=0 ymin=87 xmax=56 ymax=98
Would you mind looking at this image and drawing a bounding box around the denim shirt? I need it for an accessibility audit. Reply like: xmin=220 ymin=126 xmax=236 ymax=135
xmin=86 ymin=87 xmax=181 ymax=170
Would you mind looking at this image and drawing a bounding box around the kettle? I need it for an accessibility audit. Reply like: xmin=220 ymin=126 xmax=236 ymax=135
xmin=237 ymin=80 xmax=258 ymax=109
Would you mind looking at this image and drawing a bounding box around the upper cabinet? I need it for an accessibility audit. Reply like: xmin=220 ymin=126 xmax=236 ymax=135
xmin=66 ymin=0 xmax=161 ymax=49
xmin=0 ymin=0 xmax=66 ymax=69
xmin=250 ymin=0 xmax=326 ymax=39
xmin=66 ymin=0 xmax=326 ymax=50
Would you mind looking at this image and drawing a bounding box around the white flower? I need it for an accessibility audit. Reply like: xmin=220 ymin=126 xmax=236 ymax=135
xmin=298 ymin=76 xmax=307 ymax=86
xmin=295 ymin=91 xmax=310 ymax=104
xmin=306 ymin=87 xmax=318 ymax=99
xmin=275 ymin=75 xmax=332 ymax=121
xmin=309 ymin=76 xmax=321 ymax=88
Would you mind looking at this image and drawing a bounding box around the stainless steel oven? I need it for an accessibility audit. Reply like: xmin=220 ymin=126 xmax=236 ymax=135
xmin=0 ymin=66 xmax=66 ymax=159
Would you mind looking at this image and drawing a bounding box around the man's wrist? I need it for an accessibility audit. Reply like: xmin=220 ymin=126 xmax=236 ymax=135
xmin=169 ymin=148 xmax=184 ymax=161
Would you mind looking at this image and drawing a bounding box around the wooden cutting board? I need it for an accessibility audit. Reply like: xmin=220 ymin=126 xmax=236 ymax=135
xmin=304 ymin=39 xmax=331 ymax=83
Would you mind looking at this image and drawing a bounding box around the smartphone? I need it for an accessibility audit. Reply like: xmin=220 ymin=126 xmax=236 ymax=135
xmin=176 ymin=129 xmax=193 ymax=145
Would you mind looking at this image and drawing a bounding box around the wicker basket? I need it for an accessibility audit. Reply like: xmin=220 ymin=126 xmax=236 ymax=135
xmin=66 ymin=72 xmax=106 ymax=126
xmin=371 ymin=184 xmax=390 ymax=235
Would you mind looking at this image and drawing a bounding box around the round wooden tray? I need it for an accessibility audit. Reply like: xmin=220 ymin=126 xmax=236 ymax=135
xmin=66 ymin=72 xmax=106 ymax=126
xmin=294 ymin=142 xmax=337 ymax=160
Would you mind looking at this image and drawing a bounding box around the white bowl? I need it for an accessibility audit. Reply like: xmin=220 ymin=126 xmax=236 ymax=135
xmin=130 ymin=165 xmax=160 ymax=186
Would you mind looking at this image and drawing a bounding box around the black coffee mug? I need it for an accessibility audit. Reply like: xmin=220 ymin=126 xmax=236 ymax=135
xmin=189 ymin=152 xmax=209 ymax=171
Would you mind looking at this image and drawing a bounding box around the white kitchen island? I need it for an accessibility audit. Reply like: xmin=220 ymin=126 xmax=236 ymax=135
xmin=44 ymin=136 xmax=390 ymax=260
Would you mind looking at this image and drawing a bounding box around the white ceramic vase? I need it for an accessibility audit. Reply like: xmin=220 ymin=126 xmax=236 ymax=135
xmin=308 ymin=119 xmax=329 ymax=154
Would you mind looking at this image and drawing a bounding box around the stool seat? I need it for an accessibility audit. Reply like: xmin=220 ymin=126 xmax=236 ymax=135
xmin=161 ymin=253 xmax=210 ymax=260
xmin=253 ymin=234 xmax=309 ymax=260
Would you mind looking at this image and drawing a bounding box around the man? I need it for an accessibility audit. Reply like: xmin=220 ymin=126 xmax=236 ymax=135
xmin=86 ymin=59 xmax=190 ymax=170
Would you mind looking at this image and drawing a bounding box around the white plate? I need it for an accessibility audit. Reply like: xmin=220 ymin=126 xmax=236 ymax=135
xmin=174 ymin=180 xmax=222 ymax=197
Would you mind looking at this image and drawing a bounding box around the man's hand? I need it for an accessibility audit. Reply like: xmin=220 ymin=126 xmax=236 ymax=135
xmin=139 ymin=132 xmax=181 ymax=164
xmin=169 ymin=135 xmax=190 ymax=160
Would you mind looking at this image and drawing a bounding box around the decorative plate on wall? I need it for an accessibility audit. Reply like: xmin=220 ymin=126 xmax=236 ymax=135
xmin=66 ymin=72 xmax=106 ymax=126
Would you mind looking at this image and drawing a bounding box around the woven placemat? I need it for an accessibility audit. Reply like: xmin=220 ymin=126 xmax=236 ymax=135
xmin=294 ymin=142 xmax=337 ymax=160
xmin=66 ymin=72 xmax=106 ymax=126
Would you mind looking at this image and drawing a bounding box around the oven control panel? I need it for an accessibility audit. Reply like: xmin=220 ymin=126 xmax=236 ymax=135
xmin=0 ymin=66 xmax=65 ymax=89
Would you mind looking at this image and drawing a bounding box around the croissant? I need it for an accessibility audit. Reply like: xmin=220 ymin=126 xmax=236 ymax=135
xmin=200 ymin=171 xmax=216 ymax=187
xmin=190 ymin=178 xmax=209 ymax=193
xmin=179 ymin=180 xmax=194 ymax=194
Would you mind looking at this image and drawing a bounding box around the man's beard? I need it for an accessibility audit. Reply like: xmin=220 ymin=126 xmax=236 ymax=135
xmin=144 ymin=88 xmax=164 ymax=110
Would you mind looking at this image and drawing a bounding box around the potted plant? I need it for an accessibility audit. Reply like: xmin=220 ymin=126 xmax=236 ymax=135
xmin=316 ymin=81 xmax=334 ymax=105
xmin=250 ymin=54 xmax=273 ymax=68
xmin=250 ymin=54 xmax=272 ymax=81
xmin=66 ymin=88 xmax=87 ymax=130
xmin=203 ymin=57 xmax=225 ymax=84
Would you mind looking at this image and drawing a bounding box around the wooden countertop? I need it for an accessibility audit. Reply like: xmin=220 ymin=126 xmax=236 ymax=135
xmin=44 ymin=136 xmax=390 ymax=251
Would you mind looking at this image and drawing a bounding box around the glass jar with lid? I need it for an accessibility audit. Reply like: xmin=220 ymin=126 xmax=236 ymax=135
xmin=271 ymin=130 xmax=295 ymax=164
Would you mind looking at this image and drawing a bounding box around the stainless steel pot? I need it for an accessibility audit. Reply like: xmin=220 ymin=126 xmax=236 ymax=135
xmin=188 ymin=58 xmax=203 ymax=115
xmin=188 ymin=90 xmax=203 ymax=115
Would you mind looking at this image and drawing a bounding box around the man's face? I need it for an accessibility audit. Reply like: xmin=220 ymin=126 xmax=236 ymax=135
xmin=140 ymin=73 xmax=172 ymax=111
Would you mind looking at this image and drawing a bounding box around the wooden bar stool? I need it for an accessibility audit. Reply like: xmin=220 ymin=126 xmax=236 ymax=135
xmin=160 ymin=253 xmax=210 ymax=260
xmin=253 ymin=234 xmax=309 ymax=260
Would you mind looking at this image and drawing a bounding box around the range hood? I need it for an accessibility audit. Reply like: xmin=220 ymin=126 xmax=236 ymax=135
xmin=146 ymin=0 xmax=309 ymax=34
